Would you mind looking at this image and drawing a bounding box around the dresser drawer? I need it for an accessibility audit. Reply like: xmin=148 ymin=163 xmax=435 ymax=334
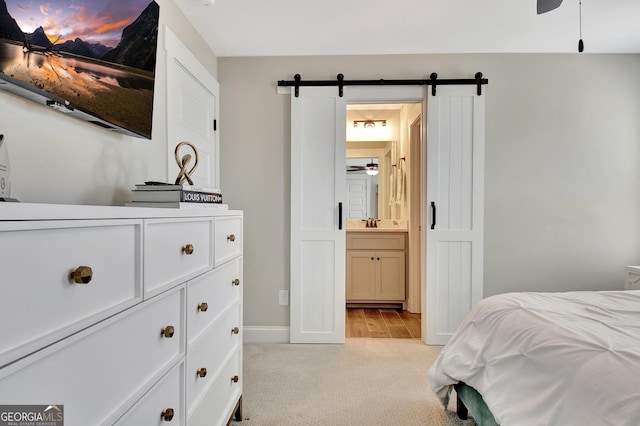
xmin=144 ymin=218 xmax=214 ymax=297
xmin=187 ymin=348 xmax=242 ymax=426
xmin=0 ymin=285 xmax=185 ymax=426
xmin=116 ymin=361 xmax=185 ymax=426
xmin=0 ymin=219 xmax=142 ymax=368
xmin=186 ymin=303 xmax=241 ymax=415
xmin=214 ymin=216 xmax=242 ymax=267
xmin=186 ymin=257 xmax=242 ymax=346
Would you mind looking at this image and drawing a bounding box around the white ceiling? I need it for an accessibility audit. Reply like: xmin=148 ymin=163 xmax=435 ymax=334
xmin=175 ymin=0 xmax=640 ymax=57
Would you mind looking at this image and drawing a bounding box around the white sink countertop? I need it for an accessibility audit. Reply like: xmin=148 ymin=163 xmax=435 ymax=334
xmin=346 ymin=219 xmax=408 ymax=232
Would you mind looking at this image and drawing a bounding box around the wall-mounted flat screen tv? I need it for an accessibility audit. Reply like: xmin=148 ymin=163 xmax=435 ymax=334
xmin=0 ymin=0 xmax=159 ymax=139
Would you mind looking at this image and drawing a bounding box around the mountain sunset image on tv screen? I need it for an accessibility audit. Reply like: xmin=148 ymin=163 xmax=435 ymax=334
xmin=0 ymin=0 xmax=159 ymax=138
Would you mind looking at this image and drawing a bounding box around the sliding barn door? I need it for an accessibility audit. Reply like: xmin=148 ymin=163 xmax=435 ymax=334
xmin=290 ymin=87 xmax=346 ymax=343
xmin=426 ymin=85 xmax=485 ymax=345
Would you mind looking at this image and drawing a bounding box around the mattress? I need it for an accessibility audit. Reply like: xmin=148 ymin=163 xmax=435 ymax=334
xmin=428 ymin=290 xmax=640 ymax=425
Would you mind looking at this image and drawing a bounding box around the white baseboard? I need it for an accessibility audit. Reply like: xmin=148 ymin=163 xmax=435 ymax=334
xmin=243 ymin=326 xmax=290 ymax=343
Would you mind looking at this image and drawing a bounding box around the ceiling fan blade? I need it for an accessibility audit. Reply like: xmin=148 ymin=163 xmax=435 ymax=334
xmin=537 ymin=0 xmax=563 ymax=14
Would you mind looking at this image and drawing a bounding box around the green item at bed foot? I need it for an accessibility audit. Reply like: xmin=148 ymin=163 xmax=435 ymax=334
xmin=454 ymin=382 xmax=500 ymax=426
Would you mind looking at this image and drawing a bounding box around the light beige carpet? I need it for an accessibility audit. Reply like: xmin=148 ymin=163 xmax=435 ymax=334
xmin=231 ymin=338 xmax=476 ymax=426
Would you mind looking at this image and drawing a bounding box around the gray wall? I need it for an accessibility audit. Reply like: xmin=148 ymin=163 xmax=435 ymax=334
xmin=0 ymin=0 xmax=217 ymax=206
xmin=218 ymin=54 xmax=640 ymax=328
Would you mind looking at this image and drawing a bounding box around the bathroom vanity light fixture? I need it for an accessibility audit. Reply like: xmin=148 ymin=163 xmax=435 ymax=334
xmin=353 ymin=119 xmax=387 ymax=129
xmin=365 ymin=159 xmax=379 ymax=176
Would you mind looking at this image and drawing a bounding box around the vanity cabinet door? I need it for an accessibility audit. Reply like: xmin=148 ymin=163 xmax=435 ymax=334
xmin=376 ymin=250 xmax=406 ymax=301
xmin=346 ymin=250 xmax=376 ymax=300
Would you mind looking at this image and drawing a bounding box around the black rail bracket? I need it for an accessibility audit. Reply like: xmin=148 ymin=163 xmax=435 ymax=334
xmin=294 ymin=74 xmax=301 ymax=97
xmin=430 ymin=73 xmax=438 ymax=96
xmin=337 ymin=74 xmax=344 ymax=97
xmin=475 ymin=72 xmax=483 ymax=96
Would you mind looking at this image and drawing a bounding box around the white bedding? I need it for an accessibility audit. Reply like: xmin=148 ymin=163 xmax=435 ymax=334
xmin=428 ymin=290 xmax=640 ymax=426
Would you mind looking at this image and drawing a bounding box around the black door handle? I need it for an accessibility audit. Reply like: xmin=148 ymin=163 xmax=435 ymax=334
xmin=430 ymin=202 xmax=436 ymax=230
xmin=338 ymin=202 xmax=343 ymax=230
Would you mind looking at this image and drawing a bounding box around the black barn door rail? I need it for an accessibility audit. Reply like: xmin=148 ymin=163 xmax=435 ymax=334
xmin=278 ymin=72 xmax=488 ymax=97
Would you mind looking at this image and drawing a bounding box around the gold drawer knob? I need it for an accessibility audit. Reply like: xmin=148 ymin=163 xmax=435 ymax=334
xmin=182 ymin=244 xmax=194 ymax=255
xmin=227 ymin=234 xmax=236 ymax=242
xmin=161 ymin=408 xmax=174 ymax=421
xmin=232 ymin=278 xmax=240 ymax=287
xmin=232 ymin=327 xmax=240 ymax=335
xmin=197 ymin=367 xmax=207 ymax=378
xmin=70 ymin=266 xmax=93 ymax=284
xmin=198 ymin=302 xmax=209 ymax=312
xmin=231 ymin=375 xmax=239 ymax=383
xmin=161 ymin=325 xmax=175 ymax=338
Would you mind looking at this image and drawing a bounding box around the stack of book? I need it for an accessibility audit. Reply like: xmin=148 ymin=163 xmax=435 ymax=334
xmin=126 ymin=182 xmax=227 ymax=209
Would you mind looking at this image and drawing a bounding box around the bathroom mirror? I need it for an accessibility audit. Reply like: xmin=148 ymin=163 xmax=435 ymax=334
xmin=346 ymin=158 xmax=378 ymax=219
xmin=346 ymin=141 xmax=394 ymax=220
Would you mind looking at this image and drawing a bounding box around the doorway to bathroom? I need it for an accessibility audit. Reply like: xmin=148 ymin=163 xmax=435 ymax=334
xmin=344 ymin=102 xmax=423 ymax=340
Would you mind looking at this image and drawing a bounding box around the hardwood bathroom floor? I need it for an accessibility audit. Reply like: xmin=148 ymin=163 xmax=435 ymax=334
xmin=346 ymin=308 xmax=421 ymax=339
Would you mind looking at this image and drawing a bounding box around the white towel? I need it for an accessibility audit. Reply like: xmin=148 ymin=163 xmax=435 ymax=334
xmin=389 ymin=169 xmax=395 ymax=205
xmin=396 ymin=163 xmax=404 ymax=204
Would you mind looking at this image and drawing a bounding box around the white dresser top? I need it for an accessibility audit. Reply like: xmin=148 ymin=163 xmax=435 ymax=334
xmin=0 ymin=202 xmax=242 ymax=221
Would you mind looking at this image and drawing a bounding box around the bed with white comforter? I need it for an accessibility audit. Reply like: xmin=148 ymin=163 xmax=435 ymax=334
xmin=428 ymin=290 xmax=640 ymax=425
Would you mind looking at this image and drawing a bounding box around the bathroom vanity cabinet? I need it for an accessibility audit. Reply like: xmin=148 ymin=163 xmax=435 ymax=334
xmin=346 ymin=231 xmax=406 ymax=305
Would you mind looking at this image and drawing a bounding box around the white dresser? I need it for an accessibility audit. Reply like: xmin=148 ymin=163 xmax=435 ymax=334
xmin=0 ymin=203 xmax=243 ymax=426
